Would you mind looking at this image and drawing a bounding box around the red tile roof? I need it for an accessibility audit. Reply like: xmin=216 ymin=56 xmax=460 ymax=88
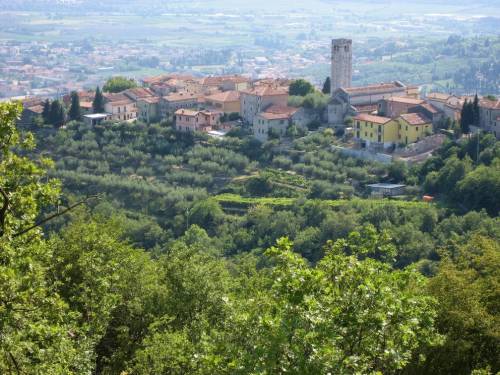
xmin=241 ymin=86 xmax=288 ymax=97
xmin=205 ymin=90 xmax=241 ymax=102
xmin=426 ymin=92 xmax=453 ymax=102
xmin=258 ymin=105 xmax=298 ymax=120
xmin=479 ymin=98 xmax=500 ymax=110
xmin=419 ymin=103 xmax=441 ymax=114
xmin=354 ymin=104 xmax=378 ymax=113
xmin=354 ymin=113 xmax=392 ymax=124
xmin=385 ymin=96 xmax=424 ymax=105
xmin=123 ymin=87 xmax=155 ymax=99
xmin=399 ymin=113 xmax=431 ymax=125
xmin=344 ymin=82 xmax=405 ymax=96
xmin=163 ymin=92 xmax=200 ymax=102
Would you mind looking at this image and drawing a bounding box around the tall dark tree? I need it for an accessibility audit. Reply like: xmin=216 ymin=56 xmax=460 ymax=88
xmin=460 ymin=99 xmax=472 ymax=134
xmin=68 ymin=91 xmax=81 ymax=121
xmin=322 ymin=77 xmax=331 ymax=94
xmin=93 ymin=86 xmax=105 ymax=113
xmin=42 ymin=99 xmax=51 ymax=124
xmin=49 ymin=100 xmax=65 ymax=127
xmin=472 ymin=94 xmax=480 ymax=126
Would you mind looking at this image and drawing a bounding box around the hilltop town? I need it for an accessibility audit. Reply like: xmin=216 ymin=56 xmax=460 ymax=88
xmin=14 ymin=37 xmax=500 ymax=164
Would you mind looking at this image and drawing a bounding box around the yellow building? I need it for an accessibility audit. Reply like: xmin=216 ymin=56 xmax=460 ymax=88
xmin=353 ymin=113 xmax=399 ymax=148
xmin=204 ymin=90 xmax=241 ymax=114
xmin=397 ymin=113 xmax=432 ymax=144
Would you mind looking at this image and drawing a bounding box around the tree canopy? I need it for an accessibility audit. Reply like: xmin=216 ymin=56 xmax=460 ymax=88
xmin=103 ymin=76 xmax=138 ymax=93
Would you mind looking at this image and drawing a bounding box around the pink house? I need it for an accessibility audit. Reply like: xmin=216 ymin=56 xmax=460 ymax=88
xmin=175 ymin=109 xmax=223 ymax=133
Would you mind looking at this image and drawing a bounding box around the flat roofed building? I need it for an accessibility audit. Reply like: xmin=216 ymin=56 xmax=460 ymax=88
xmin=83 ymin=113 xmax=112 ymax=126
xmin=367 ymin=183 xmax=406 ymax=197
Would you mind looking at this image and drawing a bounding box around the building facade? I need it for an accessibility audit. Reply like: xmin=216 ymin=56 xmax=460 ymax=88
xmin=103 ymin=93 xmax=137 ymax=122
xmin=240 ymin=86 xmax=288 ymax=124
xmin=478 ymin=98 xmax=500 ymax=139
xmin=331 ymin=38 xmax=352 ymax=93
xmin=174 ymin=109 xmax=222 ymax=133
xmin=137 ymin=97 xmax=160 ymax=124
xmin=353 ymin=113 xmax=399 ymax=149
xmin=328 ymin=81 xmax=408 ymax=125
xmin=160 ymin=92 xmax=200 ymax=118
xmin=204 ymin=91 xmax=241 ymax=114
xmin=397 ymin=113 xmax=433 ymax=145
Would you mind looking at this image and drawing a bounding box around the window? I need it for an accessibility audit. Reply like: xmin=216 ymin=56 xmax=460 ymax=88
xmin=365 ymin=131 xmax=367 ymax=137
xmin=378 ymin=125 xmax=381 ymax=132
xmin=416 ymin=127 xmax=419 ymax=131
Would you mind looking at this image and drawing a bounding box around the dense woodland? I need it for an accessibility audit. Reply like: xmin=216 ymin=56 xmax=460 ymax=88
xmin=1 ymin=101 xmax=499 ymax=374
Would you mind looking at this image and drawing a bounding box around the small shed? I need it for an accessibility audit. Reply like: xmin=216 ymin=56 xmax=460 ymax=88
xmin=367 ymin=183 xmax=406 ymax=197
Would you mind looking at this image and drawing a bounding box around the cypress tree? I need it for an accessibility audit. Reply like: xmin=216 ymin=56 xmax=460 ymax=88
xmin=68 ymin=91 xmax=81 ymax=121
xmin=92 ymin=86 xmax=105 ymax=113
xmin=42 ymin=99 xmax=50 ymax=124
xmin=460 ymin=99 xmax=471 ymax=134
xmin=322 ymin=77 xmax=331 ymax=94
xmin=49 ymin=100 xmax=65 ymax=127
xmin=472 ymin=94 xmax=480 ymax=126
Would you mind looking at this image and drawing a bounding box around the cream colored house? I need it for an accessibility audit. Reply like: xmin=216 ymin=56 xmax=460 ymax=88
xmin=103 ymin=93 xmax=137 ymax=122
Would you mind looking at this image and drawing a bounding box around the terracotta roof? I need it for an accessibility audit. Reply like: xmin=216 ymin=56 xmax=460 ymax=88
xmin=175 ymin=109 xmax=198 ymax=116
xmin=399 ymin=113 xmax=431 ymax=125
xmin=140 ymin=96 xmax=160 ymax=104
xmin=163 ymin=92 xmax=199 ymax=102
xmin=123 ymin=87 xmax=155 ymax=99
xmin=385 ymin=96 xmax=424 ymax=105
xmin=26 ymin=104 xmax=44 ymax=114
xmin=479 ymin=98 xmax=500 ymax=110
xmin=104 ymin=93 xmax=129 ymax=102
xmin=175 ymin=109 xmax=222 ymax=117
xmin=80 ymin=101 xmax=93 ymax=109
xmin=354 ymin=104 xmax=378 ymax=113
xmin=426 ymin=92 xmax=453 ymax=102
xmin=205 ymin=90 xmax=241 ymax=102
xmin=343 ymin=82 xmax=405 ymax=96
xmin=258 ymin=112 xmax=290 ymax=120
xmin=418 ymin=103 xmax=440 ymax=114
xmin=265 ymin=105 xmax=298 ymax=115
xmin=354 ymin=113 xmax=392 ymax=124
xmin=241 ymin=86 xmax=288 ymax=97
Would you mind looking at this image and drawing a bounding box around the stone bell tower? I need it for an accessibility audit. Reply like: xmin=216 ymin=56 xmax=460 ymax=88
xmin=331 ymin=38 xmax=352 ymax=94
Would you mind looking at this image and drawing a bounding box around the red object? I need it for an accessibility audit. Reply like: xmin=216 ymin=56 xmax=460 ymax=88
xmin=422 ymin=195 xmax=434 ymax=202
